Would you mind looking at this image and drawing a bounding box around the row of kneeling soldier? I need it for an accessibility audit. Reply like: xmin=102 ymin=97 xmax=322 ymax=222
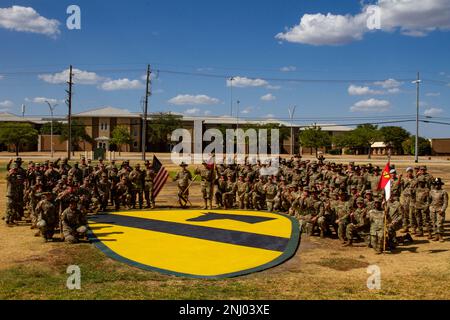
xmin=4 ymin=156 xmax=157 ymax=243
xmin=4 ymin=155 xmax=448 ymax=252
xmin=174 ymin=156 xmax=448 ymax=254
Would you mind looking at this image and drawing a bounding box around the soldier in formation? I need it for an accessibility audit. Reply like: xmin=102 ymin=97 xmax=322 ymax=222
xmin=186 ymin=157 xmax=448 ymax=253
xmin=3 ymin=157 xmax=161 ymax=243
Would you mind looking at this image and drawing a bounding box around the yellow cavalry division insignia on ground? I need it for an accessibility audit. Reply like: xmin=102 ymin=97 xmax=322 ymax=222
xmin=87 ymin=209 xmax=300 ymax=278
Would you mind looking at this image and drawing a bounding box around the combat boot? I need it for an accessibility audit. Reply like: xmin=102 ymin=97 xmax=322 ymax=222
xmin=343 ymin=240 xmax=353 ymax=247
xmin=433 ymin=234 xmax=439 ymax=241
xmin=416 ymin=230 xmax=424 ymax=237
xmin=427 ymin=231 xmax=433 ymax=240
xmin=203 ymin=200 xmax=208 ymax=210
xmin=439 ymin=234 xmax=444 ymax=243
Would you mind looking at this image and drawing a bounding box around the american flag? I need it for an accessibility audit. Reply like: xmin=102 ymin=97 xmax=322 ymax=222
xmin=152 ymin=155 xmax=169 ymax=199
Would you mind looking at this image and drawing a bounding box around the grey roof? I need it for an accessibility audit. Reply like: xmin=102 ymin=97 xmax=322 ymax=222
xmin=73 ymin=106 xmax=141 ymax=118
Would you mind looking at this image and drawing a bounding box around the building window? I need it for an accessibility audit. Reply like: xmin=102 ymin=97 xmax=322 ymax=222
xmin=133 ymin=141 xmax=138 ymax=147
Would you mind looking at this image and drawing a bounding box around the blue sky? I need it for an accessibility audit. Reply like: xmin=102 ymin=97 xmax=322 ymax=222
xmin=0 ymin=0 xmax=449 ymax=137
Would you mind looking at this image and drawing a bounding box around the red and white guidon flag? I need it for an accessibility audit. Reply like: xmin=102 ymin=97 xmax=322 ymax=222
xmin=378 ymin=162 xmax=392 ymax=201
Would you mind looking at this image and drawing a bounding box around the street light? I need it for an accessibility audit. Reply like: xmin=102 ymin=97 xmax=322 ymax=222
xmin=288 ymin=106 xmax=297 ymax=155
xmin=412 ymin=72 xmax=421 ymax=163
xmin=45 ymin=101 xmax=58 ymax=159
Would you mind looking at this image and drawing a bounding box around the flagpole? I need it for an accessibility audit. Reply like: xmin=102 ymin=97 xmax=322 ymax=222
xmin=383 ymin=147 xmax=392 ymax=253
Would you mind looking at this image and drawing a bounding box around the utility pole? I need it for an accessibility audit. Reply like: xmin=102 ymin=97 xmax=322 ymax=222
xmin=229 ymin=77 xmax=234 ymax=116
xmin=288 ymin=106 xmax=296 ymax=155
xmin=66 ymin=65 xmax=73 ymax=160
xmin=142 ymin=64 xmax=151 ymax=161
xmin=412 ymin=72 xmax=421 ymax=163
xmin=45 ymin=101 xmax=58 ymax=159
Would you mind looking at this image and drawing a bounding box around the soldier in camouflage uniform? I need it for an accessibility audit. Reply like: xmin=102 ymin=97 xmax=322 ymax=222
xmin=344 ymin=197 xmax=369 ymax=246
xmin=303 ymin=189 xmax=325 ymax=236
xmin=129 ymin=164 xmax=144 ymax=209
xmin=174 ymin=162 xmax=192 ymax=208
xmin=264 ymin=177 xmax=278 ymax=212
xmin=194 ymin=161 xmax=214 ymax=209
xmin=97 ymin=172 xmax=111 ymax=212
xmin=214 ymin=174 xmax=227 ymax=208
xmin=334 ymin=191 xmax=350 ymax=243
xmin=429 ymin=178 xmax=448 ymax=242
xmin=35 ymin=192 xmax=58 ymax=242
xmin=369 ymin=197 xmax=385 ymax=254
xmin=400 ymin=167 xmax=415 ymax=233
xmin=236 ymin=174 xmax=250 ymax=209
xmin=223 ymin=174 xmax=237 ymax=209
xmin=61 ymin=197 xmax=88 ymax=243
xmin=114 ymin=176 xmax=130 ymax=210
xmin=5 ymin=165 xmax=20 ymax=225
xmin=251 ymin=177 xmax=266 ymax=210
xmin=413 ymin=176 xmax=431 ymax=238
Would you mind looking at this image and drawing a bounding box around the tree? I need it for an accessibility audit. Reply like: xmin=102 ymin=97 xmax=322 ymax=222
xmin=40 ymin=121 xmax=64 ymax=135
xmin=110 ymin=125 xmax=133 ymax=155
xmin=0 ymin=122 xmax=38 ymax=156
xmin=379 ymin=126 xmax=410 ymax=154
xmin=299 ymin=126 xmax=331 ymax=157
xmin=402 ymin=136 xmax=432 ymax=156
xmin=147 ymin=113 xmax=183 ymax=151
xmin=60 ymin=120 xmax=94 ymax=155
xmin=352 ymin=124 xmax=380 ymax=159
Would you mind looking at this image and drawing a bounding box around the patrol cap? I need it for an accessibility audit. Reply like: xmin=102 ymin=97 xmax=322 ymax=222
xmin=356 ymin=197 xmax=364 ymax=204
xmin=433 ymin=178 xmax=444 ymax=185
xmin=69 ymin=196 xmax=79 ymax=203
xmin=179 ymin=162 xmax=188 ymax=167
xmin=406 ymin=167 xmax=413 ymax=172
xmin=365 ymin=190 xmax=373 ymax=195
xmin=420 ymin=166 xmax=427 ymax=170
xmin=373 ymin=196 xmax=382 ymax=203
xmin=15 ymin=157 xmax=23 ymax=163
xmin=390 ymin=169 xmax=397 ymax=174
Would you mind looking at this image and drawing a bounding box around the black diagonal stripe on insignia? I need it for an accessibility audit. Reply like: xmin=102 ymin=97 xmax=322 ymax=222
xmin=187 ymin=212 xmax=276 ymax=224
xmin=89 ymin=214 xmax=289 ymax=252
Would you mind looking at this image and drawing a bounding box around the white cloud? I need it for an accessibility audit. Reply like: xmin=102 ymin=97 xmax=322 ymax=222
xmin=184 ymin=108 xmax=200 ymax=115
xmin=227 ymin=76 xmax=268 ymax=88
xmin=276 ymin=12 xmax=367 ymax=45
xmin=241 ymin=106 xmax=254 ymax=114
xmin=0 ymin=100 xmax=14 ymax=108
xmin=280 ymin=66 xmax=297 ymax=72
xmin=25 ymin=97 xmax=61 ymax=105
xmin=0 ymin=6 xmax=60 ymax=37
xmin=276 ymin=0 xmax=450 ymax=45
xmin=266 ymin=85 xmax=281 ymax=90
xmin=39 ymin=68 xmax=105 ymax=85
xmin=265 ymin=114 xmax=275 ymax=119
xmin=168 ymin=94 xmax=220 ymax=106
xmin=261 ymin=93 xmax=276 ymax=101
xmin=100 ymin=78 xmax=144 ymax=91
xmin=350 ymin=98 xmax=391 ymax=112
xmin=387 ymin=88 xmax=401 ymax=94
xmin=348 ymin=85 xmax=383 ymax=95
xmin=204 ymin=110 xmax=212 ymax=116
xmin=424 ymin=107 xmax=444 ymax=116
xmin=0 ymin=75 xmax=4 ymax=80
xmin=373 ymin=78 xmax=402 ymax=89
xmin=426 ymin=92 xmax=441 ymax=97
